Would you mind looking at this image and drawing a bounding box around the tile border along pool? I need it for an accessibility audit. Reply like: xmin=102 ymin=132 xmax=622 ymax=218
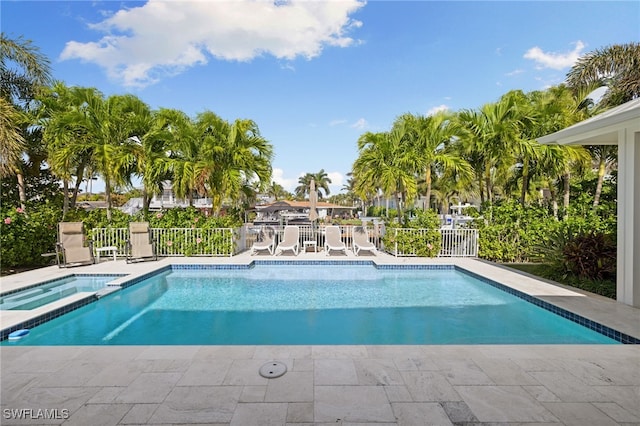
xmin=1 ymin=252 xmax=639 ymax=344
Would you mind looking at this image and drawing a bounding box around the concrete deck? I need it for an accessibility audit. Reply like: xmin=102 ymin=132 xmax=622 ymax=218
xmin=1 ymin=251 xmax=639 ymax=425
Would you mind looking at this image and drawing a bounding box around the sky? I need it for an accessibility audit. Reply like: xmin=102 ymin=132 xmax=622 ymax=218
xmin=2 ymin=1 xmax=639 ymax=195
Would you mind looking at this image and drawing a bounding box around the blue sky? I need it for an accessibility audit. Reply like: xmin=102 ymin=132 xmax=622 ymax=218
xmin=2 ymin=1 xmax=638 ymax=195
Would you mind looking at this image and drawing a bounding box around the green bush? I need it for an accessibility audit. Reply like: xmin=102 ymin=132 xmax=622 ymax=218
xmin=382 ymin=210 xmax=441 ymax=257
xmin=1 ymin=203 xmax=61 ymax=269
xmin=470 ymin=200 xmax=557 ymax=262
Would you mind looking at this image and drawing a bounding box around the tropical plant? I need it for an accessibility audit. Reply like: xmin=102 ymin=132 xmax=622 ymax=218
xmin=352 ymin=127 xmax=418 ymax=223
xmin=295 ymin=169 xmax=332 ymax=199
xmin=399 ymin=111 xmax=472 ymax=210
xmin=1 ymin=33 xmax=52 ymax=209
xmin=566 ymin=42 xmax=640 ymax=107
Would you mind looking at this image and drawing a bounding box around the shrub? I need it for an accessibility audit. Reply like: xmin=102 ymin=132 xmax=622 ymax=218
xmin=535 ymin=228 xmax=616 ymax=281
xmin=382 ymin=210 xmax=441 ymax=257
xmin=1 ymin=203 xmax=61 ymax=269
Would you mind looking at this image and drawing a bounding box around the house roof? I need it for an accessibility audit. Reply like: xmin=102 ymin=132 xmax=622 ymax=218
xmin=537 ymin=97 xmax=640 ymax=146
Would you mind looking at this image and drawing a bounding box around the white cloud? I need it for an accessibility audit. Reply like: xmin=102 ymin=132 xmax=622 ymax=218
xmin=426 ymin=105 xmax=448 ymax=116
xmin=271 ymin=168 xmax=297 ymax=192
xmin=505 ymin=69 xmax=524 ymax=77
xmin=61 ymin=0 xmax=366 ymax=87
xmin=350 ymin=118 xmax=368 ymax=129
xmin=329 ymin=119 xmax=348 ymax=126
xmin=327 ymin=171 xmax=344 ymax=195
xmin=523 ymin=40 xmax=585 ymax=70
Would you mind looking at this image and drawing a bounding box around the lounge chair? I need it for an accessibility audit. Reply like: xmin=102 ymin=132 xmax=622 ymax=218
xmin=275 ymin=225 xmax=299 ymax=255
xmin=56 ymin=222 xmax=95 ymax=268
xmin=353 ymin=226 xmax=377 ymax=256
xmin=324 ymin=225 xmax=347 ymax=256
xmin=251 ymin=226 xmax=276 ymax=255
xmin=126 ymin=222 xmax=157 ymax=263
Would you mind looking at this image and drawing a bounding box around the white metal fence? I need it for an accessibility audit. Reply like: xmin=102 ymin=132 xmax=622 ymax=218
xmin=91 ymin=225 xmax=477 ymax=258
xmin=91 ymin=227 xmax=236 ymax=257
xmin=241 ymin=224 xmax=477 ymax=257
xmin=384 ymin=227 xmax=478 ymax=257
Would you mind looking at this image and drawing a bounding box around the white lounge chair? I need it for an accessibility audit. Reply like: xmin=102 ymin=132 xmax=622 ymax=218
xmin=353 ymin=226 xmax=377 ymax=256
xmin=126 ymin=222 xmax=157 ymax=263
xmin=55 ymin=222 xmax=95 ymax=267
xmin=275 ymin=225 xmax=300 ymax=255
xmin=251 ymin=226 xmax=276 ymax=255
xmin=324 ymin=225 xmax=347 ymax=256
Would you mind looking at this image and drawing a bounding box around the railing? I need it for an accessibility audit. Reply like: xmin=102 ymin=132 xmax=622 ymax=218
xmin=241 ymin=224 xmax=383 ymax=253
xmin=91 ymin=225 xmax=478 ymax=258
xmin=385 ymin=227 xmax=478 ymax=257
xmin=242 ymin=224 xmax=477 ymax=257
xmin=91 ymin=227 xmax=236 ymax=257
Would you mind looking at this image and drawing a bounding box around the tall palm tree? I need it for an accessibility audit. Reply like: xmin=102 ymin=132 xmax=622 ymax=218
xmin=0 ymin=97 xmax=26 ymax=178
xmin=456 ymin=96 xmax=521 ymax=206
xmin=1 ymin=34 xmax=52 ymax=209
xmin=295 ymin=169 xmax=332 ymax=199
xmin=566 ymin=42 xmax=640 ymax=107
xmin=399 ymin=112 xmax=472 ymax=210
xmin=353 ymin=127 xmax=417 ymax=223
xmin=191 ymin=112 xmax=273 ymax=213
xmin=123 ymin=98 xmax=173 ymax=215
xmin=1 ymin=33 xmax=52 ymax=103
xmin=267 ymin=181 xmax=288 ymax=201
xmin=163 ymin=109 xmax=200 ymax=205
xmin=38 ymin=82 xmax=94 ymax=214
xmin=589 ymin=145 xmax=617 ymax=208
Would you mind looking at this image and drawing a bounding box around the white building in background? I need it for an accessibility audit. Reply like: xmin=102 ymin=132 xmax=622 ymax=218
xmin=119 ymin=184 xmax=213 ymax=215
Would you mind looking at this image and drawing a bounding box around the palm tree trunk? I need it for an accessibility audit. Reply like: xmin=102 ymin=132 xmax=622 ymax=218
xmin=71 ymin=177 xmax=83 ymax=209
xmin=485 ymin=168 xmax=493 ymax=205
xmin=143 ymin=189 xmax=151 ymax=216
xmin=424 ymin=168 xmax=432 ymax=211
xmin=593 ymin=156 xmax=606 ymax=207
xmin=105 ymin=180 xmax=113 ymax=222
xmin=62 ymin=180 xmax=69 ymax=216
xmin=562 ymin=171 xmax=570 ymax=220
xmin=478 ymin=173 xmax=485 ymax=204
xmin=520 ymin=156 xmax=529 ymax=206
xmin=16 ymin=172 xmax=26 ymax=211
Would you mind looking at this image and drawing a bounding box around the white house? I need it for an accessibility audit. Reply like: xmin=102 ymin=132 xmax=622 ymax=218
xmin=538 ymin=98 xmax=640 ymax=308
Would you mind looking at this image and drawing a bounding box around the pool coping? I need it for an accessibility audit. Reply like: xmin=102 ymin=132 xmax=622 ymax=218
xmin=1 ymin=253 xmax=638 ymax=344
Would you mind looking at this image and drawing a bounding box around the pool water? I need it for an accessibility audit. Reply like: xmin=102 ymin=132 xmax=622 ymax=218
xmin=0 ymin=275 xmax=122 ymax=311
xmin=3 ymin=265 xmax=619 ymax=345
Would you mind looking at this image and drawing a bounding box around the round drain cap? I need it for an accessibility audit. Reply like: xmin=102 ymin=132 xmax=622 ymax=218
xmin=259 ymin=361 xmax=287 ymax=378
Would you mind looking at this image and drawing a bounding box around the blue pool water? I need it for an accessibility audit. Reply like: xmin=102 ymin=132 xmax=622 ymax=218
xmin=3 ymin=265 xmax=619 ymax=345
xmin=0 ymin=275 xmax=123 ymax=311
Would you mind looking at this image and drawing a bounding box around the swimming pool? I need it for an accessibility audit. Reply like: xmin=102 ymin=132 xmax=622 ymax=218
xmin=2 ymin=264 xmax=623 ymax=345
xmin=0 ymin=274 xmax=123 ymax=311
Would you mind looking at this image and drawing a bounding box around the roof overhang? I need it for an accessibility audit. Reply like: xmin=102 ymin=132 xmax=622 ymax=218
xmin=537 ymin=98 xmax=640 ymax=146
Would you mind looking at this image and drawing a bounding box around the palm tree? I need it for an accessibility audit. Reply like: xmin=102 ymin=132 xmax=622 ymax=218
xmin=589 ymin=145 xmax=617 ymax=207
xmin=456 ymin=96 xmax=521 ymax=206
xmin=123 ymin=98 xmax=173 ymax=215
xmin=190 ymin=112 xmax=273 ymax=213
xmin=1 ymin=34 xmax=52 ymax=209
xmin=0 ymin=97 xmax=26 ymax=179
xmin=162 ymin=109 xmax=200 ymax=205
xmin=1 ymin=33 xmax=52 ymax=103
xmin=352 ymin=128 xmax=417 ymax=223
xmin=295 ymin=169 xmax=332 ymax=199
xmin=399 ymin=112 xmax=472 ymax=210
xmin=266 ymin=181 xmax=288 ymax=201
xmin=566 ymin=42 xmax=640 ymax=107
xmin=38 ymin=82 xmax=94 ymax=214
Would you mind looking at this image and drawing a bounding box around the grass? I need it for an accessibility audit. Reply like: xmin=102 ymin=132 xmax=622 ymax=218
xmin=502 ymin=263 xmax=616 ymax=299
